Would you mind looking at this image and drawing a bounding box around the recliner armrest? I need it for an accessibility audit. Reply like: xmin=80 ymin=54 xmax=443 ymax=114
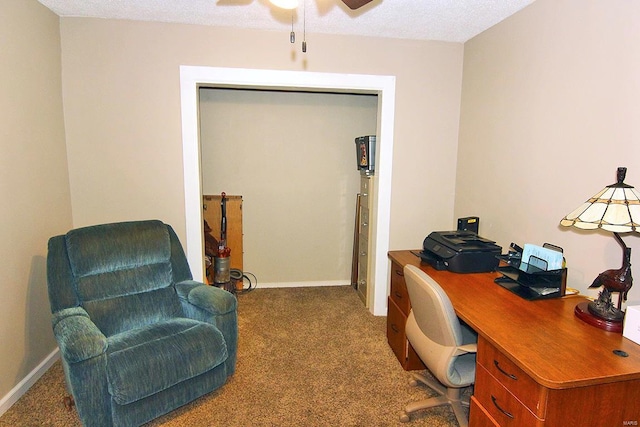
xmin=52 ymin=307 xmax=107 ymax=363
xmin=176 ymin=280 xmax=238 ymax=375
xmin=175 ymin=280 xmax=237 ymax=316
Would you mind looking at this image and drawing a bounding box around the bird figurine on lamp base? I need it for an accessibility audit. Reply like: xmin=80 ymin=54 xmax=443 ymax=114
xmin=586 ymin=233 xmax=632 ymax=323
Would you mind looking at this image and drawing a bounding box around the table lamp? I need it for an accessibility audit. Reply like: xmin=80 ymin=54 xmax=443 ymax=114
xmin=560 ymin=167 xmax=640 ymax=332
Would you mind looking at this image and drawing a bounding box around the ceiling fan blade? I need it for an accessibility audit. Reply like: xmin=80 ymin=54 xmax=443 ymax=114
xmin=341 ymin=0 xmax=374 ymax=10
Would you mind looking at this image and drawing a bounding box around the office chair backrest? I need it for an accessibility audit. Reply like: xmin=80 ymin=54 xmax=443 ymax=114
xmin=404 ymin=264 xmax=462 ymax=348
xmin=403 ymin=264 xmax=478 ymax=389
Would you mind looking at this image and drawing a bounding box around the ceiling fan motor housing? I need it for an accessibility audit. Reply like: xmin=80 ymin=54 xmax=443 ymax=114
xmin=342 ymin=0 xmax=374 ymax=10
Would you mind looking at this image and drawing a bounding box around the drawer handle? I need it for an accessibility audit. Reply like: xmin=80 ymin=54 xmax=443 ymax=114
xmin=390 ymin=324 xmax=399 ymax=333
xmin=491 ymin=395 xmax=514 ymax=419
xmin=494 ymin=360 xmax=518 ymax=380
xmin=394 ymin=291 xmax=403 ymax=299
xmin=395 ymin=269 xmax=404 ymax=277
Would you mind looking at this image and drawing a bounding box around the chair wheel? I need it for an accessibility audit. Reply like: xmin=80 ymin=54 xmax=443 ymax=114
xmin=400 ymin=412 xmax=410 ymax=423
xmin=63 ymin=395 xmax=75 ymax=410
xmin=409 ymin=379 xmax=418 ymax=387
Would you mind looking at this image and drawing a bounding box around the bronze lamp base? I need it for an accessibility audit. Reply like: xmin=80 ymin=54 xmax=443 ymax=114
xmin=574 ymin=301 xmax=623 ymax=333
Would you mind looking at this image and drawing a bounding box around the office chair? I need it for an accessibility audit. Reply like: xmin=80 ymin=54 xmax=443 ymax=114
xmin=400 ymin=265 xmax=477 ymax=426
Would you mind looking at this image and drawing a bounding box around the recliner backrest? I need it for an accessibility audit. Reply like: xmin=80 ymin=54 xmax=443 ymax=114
xmin=60 ymin=220 xmax=184 ymax=336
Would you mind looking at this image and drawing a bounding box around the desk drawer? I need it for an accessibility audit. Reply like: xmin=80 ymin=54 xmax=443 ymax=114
xmin=469 ymin=396 xmax=500 ymax=427
xmin=387 ymin=297 xmax=425 ymax=371
xmin=389 ymin=261 xmax=411 ymax=314
xmin=477 ymin=337 xmax=547 ymax=417
xmin=475 ymin=364 xmax=544 ymax=427
xmin=387 ymin=297 xmax=408 ymax=364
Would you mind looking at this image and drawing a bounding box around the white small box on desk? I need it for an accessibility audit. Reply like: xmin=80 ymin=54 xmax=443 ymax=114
xmin=623 ymin=305 xmax=640 ymax=345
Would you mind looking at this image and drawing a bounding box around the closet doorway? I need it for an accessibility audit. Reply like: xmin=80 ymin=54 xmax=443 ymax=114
xmin=199 ymin=88 xmax=376 ymax=293
xmin=179 ymin=66 xmax=395 ymax=316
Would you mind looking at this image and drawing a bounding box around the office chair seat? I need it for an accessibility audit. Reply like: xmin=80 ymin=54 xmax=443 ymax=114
xmin=399 ymin=265 xmax=477 ymax=426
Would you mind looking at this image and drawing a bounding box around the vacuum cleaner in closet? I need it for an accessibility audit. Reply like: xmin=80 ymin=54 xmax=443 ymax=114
xmin=213 ymin=192 xmax=233 ymax=292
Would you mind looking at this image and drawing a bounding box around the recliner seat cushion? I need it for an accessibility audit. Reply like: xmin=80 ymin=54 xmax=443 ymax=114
xmin=106 ymin=318 xmax=228 ymax=405
xmin=83 ymin=286 xmax=183 ymax=337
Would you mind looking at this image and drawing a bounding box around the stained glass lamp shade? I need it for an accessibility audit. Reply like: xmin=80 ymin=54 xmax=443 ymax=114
xmin=560 ymin=167 xmax=640 ymax=232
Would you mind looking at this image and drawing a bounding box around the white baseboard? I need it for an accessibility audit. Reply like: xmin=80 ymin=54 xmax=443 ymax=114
xmin=256 ymin=280 xmax=351 ymax=289
xmin=0 ymin=348 xmax=60 ymax=417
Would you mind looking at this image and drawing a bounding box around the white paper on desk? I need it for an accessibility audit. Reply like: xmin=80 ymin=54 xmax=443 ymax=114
xmin=522 ymin=244 xmax=563 ymax=271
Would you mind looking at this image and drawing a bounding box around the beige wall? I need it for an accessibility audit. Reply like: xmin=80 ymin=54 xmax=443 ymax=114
xmin=0 ymin=0 xmax=71 ymax=401
xmin=200 ymin=89 xmax=377 ymax=283
xmin=59 ymin=19 xmax=464 ymax=262
xmin=457 ymin=0 xmax=640 ymax=303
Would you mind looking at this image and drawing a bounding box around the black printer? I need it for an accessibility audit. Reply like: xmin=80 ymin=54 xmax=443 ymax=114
xmin=419 ymin=230 xmax=502 ymax=273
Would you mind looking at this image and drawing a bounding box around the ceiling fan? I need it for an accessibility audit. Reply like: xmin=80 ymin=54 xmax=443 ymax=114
xmin=267 ymin=0 xmax=375 ymax=51
xmin=341 ymin=0 xmax=374 ymax=9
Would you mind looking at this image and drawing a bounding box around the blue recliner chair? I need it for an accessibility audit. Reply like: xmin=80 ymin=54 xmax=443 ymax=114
xmin=46 ymin=220 xmax=237 ymax=427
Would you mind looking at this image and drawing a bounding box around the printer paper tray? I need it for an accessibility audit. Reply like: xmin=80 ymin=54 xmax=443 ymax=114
xmin=495 ymin=276 xmax=563 ymax=300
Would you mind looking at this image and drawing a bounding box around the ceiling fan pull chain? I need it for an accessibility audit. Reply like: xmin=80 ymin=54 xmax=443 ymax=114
xmin=290 ymin=12 xmax=295 ymax=43
xmin=302 ymin=0 xmax=307 ymax=52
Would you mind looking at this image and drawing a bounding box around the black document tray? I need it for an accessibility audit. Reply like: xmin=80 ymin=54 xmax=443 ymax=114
xmin=495 ymin=258 xmax=567 ymax=300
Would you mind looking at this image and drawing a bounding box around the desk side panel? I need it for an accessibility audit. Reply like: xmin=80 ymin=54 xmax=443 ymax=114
xmin=545 ymin=378 xmax=640 ymax=426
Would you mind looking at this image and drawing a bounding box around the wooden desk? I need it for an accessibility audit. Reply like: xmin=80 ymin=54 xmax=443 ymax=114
xmin=388 ymin=250 xmax=640 ymax=426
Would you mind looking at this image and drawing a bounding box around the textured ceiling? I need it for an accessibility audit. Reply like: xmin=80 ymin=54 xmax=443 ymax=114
xmin=38 ymin=0 xmax=535 ymax=43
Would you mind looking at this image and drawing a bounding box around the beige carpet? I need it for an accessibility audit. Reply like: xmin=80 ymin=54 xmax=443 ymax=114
xmin=0 ymin=286 xmax=467 ymax=426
